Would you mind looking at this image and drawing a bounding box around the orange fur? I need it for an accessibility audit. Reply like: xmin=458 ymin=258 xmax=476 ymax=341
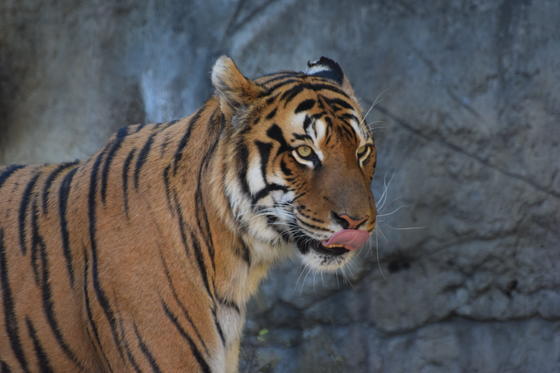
xmin=0 ymin=56 xmax=376 ymax=372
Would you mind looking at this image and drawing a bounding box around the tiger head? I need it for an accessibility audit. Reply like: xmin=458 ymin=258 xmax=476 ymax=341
xmin=212 ymin=56 xmax=376 ymax=271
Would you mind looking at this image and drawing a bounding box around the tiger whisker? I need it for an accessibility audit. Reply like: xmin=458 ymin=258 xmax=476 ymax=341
xmin=377 ymin=204 xmax=410 ymax=218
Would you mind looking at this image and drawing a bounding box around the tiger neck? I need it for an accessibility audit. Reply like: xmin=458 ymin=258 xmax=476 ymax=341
xmin=196 ymin=115 xmax=279 ymax=309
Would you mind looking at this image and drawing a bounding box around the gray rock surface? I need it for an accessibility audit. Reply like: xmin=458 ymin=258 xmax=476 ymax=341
xmin=1 ymin=0 xmax=559 ymax=371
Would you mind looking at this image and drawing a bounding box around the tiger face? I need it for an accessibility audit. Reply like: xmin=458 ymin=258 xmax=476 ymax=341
xmin=213 ymin=57 xmax=376 ymax=271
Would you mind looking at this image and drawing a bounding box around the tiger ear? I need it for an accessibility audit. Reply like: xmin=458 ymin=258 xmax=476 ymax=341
xmin=307 ymin=57 xmax=361 ymax=109
xmin=211 ymin=56 xmax=264 ymax=116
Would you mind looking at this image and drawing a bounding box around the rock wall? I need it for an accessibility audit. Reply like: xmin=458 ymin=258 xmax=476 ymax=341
xmin=1 ymin=1 xmax=559 ymax=371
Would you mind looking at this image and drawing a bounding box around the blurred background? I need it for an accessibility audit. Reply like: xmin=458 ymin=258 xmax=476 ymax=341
xmin=1 ymin=0 xmax=560 ymax=372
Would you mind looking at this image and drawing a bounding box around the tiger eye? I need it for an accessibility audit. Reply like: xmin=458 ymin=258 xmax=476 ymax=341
xmin=357 ymin=145 xmax=368 ymax=158
xmin=296 ymin=145 xmax=313 ymax=158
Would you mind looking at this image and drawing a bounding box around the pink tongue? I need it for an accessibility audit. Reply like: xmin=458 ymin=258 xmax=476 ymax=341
xmin=322 ymin=229 xmax=370 ymax=251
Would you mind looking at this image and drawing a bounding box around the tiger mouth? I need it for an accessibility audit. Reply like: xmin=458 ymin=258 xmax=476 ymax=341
xmin=294 ymin=235 xmax=350 ymax=256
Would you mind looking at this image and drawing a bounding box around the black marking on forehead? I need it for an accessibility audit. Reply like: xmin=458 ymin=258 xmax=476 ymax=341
xmin=266 ymin=79 xmax=300 ymax=94
xmin=294 ymin=99 xmax=315 ymax=113
xmin=267 ymin=80 xmax=352 ymax=104
xmin=303 ymin=116 xmax=313 ymax=132
xmin=311 ymin=112 xmax=325 ymax=120
xmin=260 ymin=72 xmax=305 ymax=85
xmin=266 ymin=124 xmax=290 ymax=153
xmin=323 ymin=96 xmax=354 ymax=111
xmin=292 ymin=133 xmax=311 ymax=141
xmin=281 ymin=85 xmax=305 ymax=106
xmin=340 ymin=112 xmax=360 ymax=123
xmin=336 ymin=122 xmax=357 ymax=142
xmin=305 ymin=83 xmax=350 ymax=98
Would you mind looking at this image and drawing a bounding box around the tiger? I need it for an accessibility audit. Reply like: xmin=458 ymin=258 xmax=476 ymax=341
xmin=0 ymin=56 xmax=377 ymax=372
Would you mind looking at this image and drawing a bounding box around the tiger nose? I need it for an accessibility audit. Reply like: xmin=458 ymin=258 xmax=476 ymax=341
xmin=332 ymin=212 xmax=369 ymax=230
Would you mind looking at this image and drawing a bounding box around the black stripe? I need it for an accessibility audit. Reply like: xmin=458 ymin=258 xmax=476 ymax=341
xmin=193 ymin=116 xmax=222 ymax=277
xmin=42 ymin=161 xmax=78 ymax=214
xmin=173 ymin=108 xmax=203 ymax=175
xmin=58 ymin=167 xmax=78 ymax=286
xmin=266 ymin=124 xmax=290 ymax=153
xmin=337 ymin=122 xmax=357 ymax=141
xmin=122 ymin=148 xmax=137 ymax=218
xmin=189 ymin=231 xmax=214 ymax=301
xmin=82 ymin=250 xmax=113 ymax=372
xmin=0 ymin=360 xmax=12 ymax=373
xmin=18 ymin=172 xmax=41 ymax=255
xmin=101 ymin=127 xmax=128 ymax=203
xmin=134 ymin=133 xmax=156 ymax=190
xmin=305 ymin=83 xmax=351 ymax=99
xmin=162 ymin=164 xmax=174 ymax=216
xmin=32 ymin=200 xmax=84 ymax=370
xmin=303 ymin=116 xmax=313 ymax=132
xmin=299 ymin=210 xmax=325 ymax=224
xmin=255 ymin=141 xmax=272 ymax=186
xmin=237 ymin=143 xmax=251 ymax=196
xmin=133 ymin=323 xmax=162 ymax=373
xmin=161 ymin=302 xmax=211 ymax=373
xmin=280 ymin=159 xmax=292 ymax=176
xmin=265 ymin=79 xmax=300 ymax=94
xmin=294 ymin=99 xmax=316 ymax=113
xmin=87 ymin=150 xmax=126 ymax=362
xmin=0 ymin=165 xmax=25 ymax=190
xmin=0 ymin=229 xmax=31 ymax=373
xmin=265 ymin=108 xmax=277 ymax=120
xmin=165 ymin=119 xmax=179 ymax=128
xmin=25 ymin=317 xmax=54 ymax=373
xmin=324 ymin=96 xmax=354 ymax=111
xmin=212 ymin=307 xmax=226 ymax=346
xmin=30 ymin=199 xmax=43 ymax=285
xmin=160 ymin=133 xmax=171 ymax=157
xmin=260 ymin=72 xmax=302 ymax=85
xmin=171 ymin=193 xmax=214 ymax=301
xmin=281 ymin=85 xmax=305 ymax=106
xmin=133 ymin=123 xmax=146 ymax=133
xmin=324 ymin=117 xmax=335 ymax=145
xmin=339 ymin=112 xmax=360 ymax=125
xmin=292 ymin=133 xmax=311 ymax=141
xmin=118 ymin=319 xmax=143 ymax=373
xmin=252 ymin=184 xmax=289 ymax=203
xmin=238 ymin=244 xmax=251 ymax=266
xmin=158 ymin=253 xmax=211 ymax=357
xmin=217 ymin=295 xmax=240 ymax=314
xmin=297 ymin=217 xmax=332 ymax=233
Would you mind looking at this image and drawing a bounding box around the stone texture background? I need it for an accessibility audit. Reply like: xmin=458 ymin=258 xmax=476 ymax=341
xmin=1 ymin=0 xmax=560 ymax=372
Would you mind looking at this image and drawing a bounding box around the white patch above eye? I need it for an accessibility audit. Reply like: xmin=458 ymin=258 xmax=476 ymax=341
xmin=311 ymin=119 xmax=327 ymax=144
xmin=348 ymin=114 xmax=368 ymax=142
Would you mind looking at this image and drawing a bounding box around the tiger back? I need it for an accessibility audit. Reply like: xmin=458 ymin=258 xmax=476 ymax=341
xmin=0 ymin=56 xmax=377 ymax=372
